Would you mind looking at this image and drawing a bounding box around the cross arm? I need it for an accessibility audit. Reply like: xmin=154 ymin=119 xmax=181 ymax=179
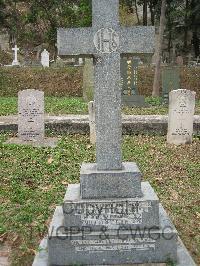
xmin=120 ymin=26 xmax=155 ymax=55
xmin=57 ymin=28 xmax=95 ymax=56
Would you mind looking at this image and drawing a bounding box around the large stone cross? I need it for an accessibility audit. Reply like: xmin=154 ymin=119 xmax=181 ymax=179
xmin=57 ymin=0 xmax=155 ymax=171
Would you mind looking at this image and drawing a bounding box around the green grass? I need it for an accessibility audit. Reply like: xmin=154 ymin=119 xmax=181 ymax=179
xmin=0 ymin=133 xmax=199 ymax=265
xmin=0 ymin=96 xmax=199 ymax=116
xmin=0 ymin=97 xmax=88 ymax=116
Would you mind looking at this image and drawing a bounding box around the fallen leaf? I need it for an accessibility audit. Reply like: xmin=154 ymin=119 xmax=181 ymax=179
xmin=47 ymin=157 xmax=53 ymax=164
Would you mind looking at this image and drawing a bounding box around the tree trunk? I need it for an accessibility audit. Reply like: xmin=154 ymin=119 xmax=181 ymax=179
xmin=152 ymin=0 xmax=167 ymax=97
xmin=143 ymin=0 xmax=148 ymax=25
xmin=192 ymin=29 xmax=200 ymax=57
xmin=184 ymin=0 xmax=189 ymax=52
xmin=134 ymin=0 xmax=140 ymax=24
xmin=149 ymin=0 xmax=155 ymax=26
xmin=190 ymin=0 xmax=200 ymax=57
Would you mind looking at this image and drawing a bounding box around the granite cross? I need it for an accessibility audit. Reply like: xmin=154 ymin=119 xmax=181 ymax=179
xmin=57 ymin=0 xmax=155 ymax=171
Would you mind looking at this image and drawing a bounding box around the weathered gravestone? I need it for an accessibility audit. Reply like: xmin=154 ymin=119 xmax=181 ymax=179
xmin=121 ymin=57 xmax=147 ymax=107
xmin=33 ymin=1 xmax=196 ymax=265
xmin=12 ymin=45 xmax=20 ymax=66
xmin=176 ymin=55 xmax=184 ymax=66
xmin=88 ymin=101 xmax=96 ymax=144
xmin=83 ymin=58 xmax=94 ymax=102
xmin=162 ymin=66 xmax=180 ymax=104
xmin=167 ymin=89 xmax=196 ymax=145
xmin=41 ymin=49 xmax=50 ymax=67
xmin=0 ymin=32 xmax=9 ymax=51
xmin=6 ymin=89 xmax=57 ymax=147
xmin=83 ymin=57 xmax=147 ymax=106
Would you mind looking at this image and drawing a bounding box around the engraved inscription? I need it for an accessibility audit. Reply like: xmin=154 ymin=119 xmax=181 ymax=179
xmin=93 ymin=28 xmax=119 ymax=54
xmin=172 ymin=95 xmax=191 ymax=136
xmin=71 ymin=238 xmax=156 ymax=252
xmin=64 ymin=201 xmax=152 ymax=226
xmin=18 ymin=90 xmax=44 ymax=142
xmin=167 ymin=89 xmax=196 ymax=144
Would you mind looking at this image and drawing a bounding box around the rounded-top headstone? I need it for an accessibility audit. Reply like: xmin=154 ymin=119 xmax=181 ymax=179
xmin=167 ymin=89 xmax=196 ymax=145
xmin=18 ymin=89 xmax=44 ymax=142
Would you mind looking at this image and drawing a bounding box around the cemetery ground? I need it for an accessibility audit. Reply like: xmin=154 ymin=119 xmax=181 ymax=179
xmin=0 ymin=67 xmax=200 ymax=265
xmin=0 ymin=132 xmax=199 ymax=265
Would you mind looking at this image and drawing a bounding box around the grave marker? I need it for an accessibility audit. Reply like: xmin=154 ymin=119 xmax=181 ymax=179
xmin=41 ymin=49 xmax=49 ymax=67
xmin=6 ymin=89 xmax=57 ymax=147
xmin=83 ymin=58 xmax=94 ymax=102
xmin=162 ymin=66 xmax=180 ymax=104
xmin=0 ymin=32 xmax=9 ymax=51
xmin=121 ymin=57 xmax=147 ymax=107
xmin=167 ymin=89 xmax=196 ymax=145
xmin=33 ymin=1 xmax=196 ymax=265
xmin=176 ymin=55 xmax=184 ymax=65
xmin=18 ymin=89 xmax=44 ymax=142
xmin=58 ymin=1 xmax=155 ymax=171
xmin=88 ymin=101 xmax=96 ymax=144
xmin=12 ymin=45 xmax=20 ymax=66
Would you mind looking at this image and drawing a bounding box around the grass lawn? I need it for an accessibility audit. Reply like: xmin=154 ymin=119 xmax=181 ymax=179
xmin=0 ymin=133 xmax=199 ymax=265
xmin=0 ymin=96 xmax=200 ymax=116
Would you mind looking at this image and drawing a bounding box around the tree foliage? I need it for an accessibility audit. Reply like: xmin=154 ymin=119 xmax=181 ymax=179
xmin=0 ymin=0 xmax=199 ymax=56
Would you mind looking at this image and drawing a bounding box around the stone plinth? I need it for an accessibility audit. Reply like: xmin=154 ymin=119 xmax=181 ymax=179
xmin=63 ymin=182 xmax=159 ymax=230
xmin=80 ymin=162 xmax=142 ymax=199
xmin=47 ymin=204 xmax=178 ymax=265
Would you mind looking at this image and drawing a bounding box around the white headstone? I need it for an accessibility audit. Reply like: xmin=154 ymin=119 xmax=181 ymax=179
xmin=5 ymin=89 xmax=58 ymax=147
xmin=12 ymin=45 xmax=20 ymax=66
xmin=88 ymin=101 xmax=96 ymax=144
xmin=79 ymin=58 xmax=84 ymax=65
xmin=41 ymin=49 xmax=49 ymax=67
xmin=167 ymin=89 xmax=196 ymax=145
xmin=18 ymin=89 xmax=44 ymax=142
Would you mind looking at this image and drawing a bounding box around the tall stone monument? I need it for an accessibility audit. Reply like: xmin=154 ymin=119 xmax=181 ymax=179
xmin=6 ymin=89 xmax=57 ymax=147
xmin=33 ymin=1 xmax=196 ymax=265
xmin=167 ymin=89 xmax=196 ymax=145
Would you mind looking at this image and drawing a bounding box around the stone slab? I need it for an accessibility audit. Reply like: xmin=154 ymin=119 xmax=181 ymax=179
xmin=122 ymin=95 xmax=147 ymax=107
xmin=32 ymin=234 xmax=197 ymax=266
xmin=63 ymin=182 xmax=159 ymax=230
xmin=162 ymin=67 xmax=180 ymax=104
xmin=1 ymin=115 xmax=200 ymax=136
xmin=83 ymin=58 xmax=94 ymax=102
xmin=88 ymin=101 xmax=96 ymax=144
xmin=18 ymin=89 xmax=44 ymax=142
xmin=5 ymin=137 xmax=58 ymax=148
xmin=167 ymin=89 xmax=196 ymax=145
xmin=43 ymin=205 xmax=179 ymax=265
xmin=0 ymin=243 xmax=10 ymax=266
xmin=80 ymin=162 xmax=142 ymax=199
